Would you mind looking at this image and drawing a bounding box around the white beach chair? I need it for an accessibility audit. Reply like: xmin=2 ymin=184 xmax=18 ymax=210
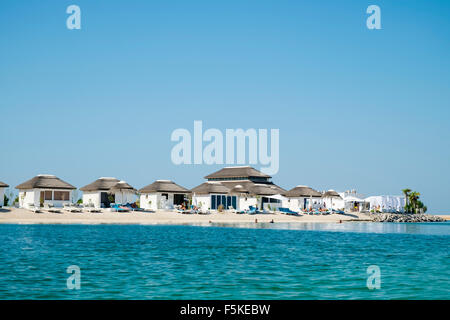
xmin=228 ymin=206 xmax=237 ymax=214
xmin=70 ymin=203 xmax=82 ymax=213
xmin=63 ymin=203 xmax=80 ymax=213
xmin=198 ymin=208 xmax=211 ymax=215
xmin=28 ymin=203 xmax=41 ymax=213
xmin=44 ymin=203 xmax=61 ymax=213
xmin=83 ymin=203 xmax=101 ymax=213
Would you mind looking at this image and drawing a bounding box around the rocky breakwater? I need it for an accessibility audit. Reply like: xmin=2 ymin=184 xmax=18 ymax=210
xmin=371 ymin=213 xmax=445 ymax=223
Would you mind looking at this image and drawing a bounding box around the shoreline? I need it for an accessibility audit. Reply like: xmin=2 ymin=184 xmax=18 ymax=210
xmin=0 ymin=208 xmax=448 ymax=226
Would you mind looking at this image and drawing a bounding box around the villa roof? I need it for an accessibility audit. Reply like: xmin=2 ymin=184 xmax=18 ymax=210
xmin=110 ymin=181 xmax=136 ymax=192
xmin=15 ymin=174 xmax=76 ymax=190
xmin=80 ymin=177 xmax=120 ymax=192
xmin=220 ymin=180 xmax=285 ymax=196
xmin=248 ymin=184 xmax=282 ymax=196
xmin=283 ymin=185 xmax=322 ymax=198
xmin=205 ymin=166 xmax=271 ymax=179
xmin=227 ymin=184 xmax=250 ymax=194
xmin=0 ymin=181 xmax=8 ymax=188
xmin=322 ymin=190 xmax=342 ymax=199
xmin=139 ymin=180 xmax=190 ymax=194
xmin=191 ymin=182 xmax=230 ymax=195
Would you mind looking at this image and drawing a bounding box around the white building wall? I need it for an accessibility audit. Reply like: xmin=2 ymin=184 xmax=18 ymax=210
xmin=0 ymin=188 xmax=5 ymax=207
xmin=239 ymin=196 xmax=257 ymax=211
xmin=82 ymin=192 xmax=101 ymax=208
xmin=140 ymin=193 xmax=159 ymax=210
xmin=19 ymin=189 xmax=38 ymax=209
xmin=19 ymin=189 xmax=73 ymax=209
xmin=323 ymin=197 xmax=345 ymax=210
xmin=192 ymin=195 xmax=211 ymax=211
xmin=140 ymin=193 xmax=186 ymax=211
xmin=283 ymin=197 xmax=304 ymax=212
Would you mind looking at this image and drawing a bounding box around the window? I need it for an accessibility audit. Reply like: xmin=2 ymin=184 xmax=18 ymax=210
xmin=231 ymin=196 xmax=237 ymax=210
xmin=43 ymin=191 xmax=52 ymax=200
xmin=211 ymin=195 xmax=217 ymax=210
xmin=211 ymin=195 xmax=236 ymax=210
xmin=54 ymin=191 xmax=70 ymax=201
xmin=162 ymin=193 xmax=168 ymax=200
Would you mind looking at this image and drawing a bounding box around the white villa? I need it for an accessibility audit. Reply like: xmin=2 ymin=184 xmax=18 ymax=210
xmin=16 ymin=174 xmax=76 ymax=209
xmin=139 ymin=180 xmax=190 ymax=211
xmin=0 ymin=181 xmax=9 ymax=207
xmin=80 ymin=177 xmax=137 ymax=208
xmin=191 ymin=166 xmax=286 ymax=212
xmin=282 ymin=185 xmax=323 ymax=212
xmin=322 ymin=190 xmax=344 ymax=210
xmin=191 ymin=181 xmax=231 ymax=211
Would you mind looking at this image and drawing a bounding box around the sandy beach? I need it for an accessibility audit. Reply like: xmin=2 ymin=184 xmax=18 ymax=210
xmin=0 ymin=208 xmax=374 ymax=226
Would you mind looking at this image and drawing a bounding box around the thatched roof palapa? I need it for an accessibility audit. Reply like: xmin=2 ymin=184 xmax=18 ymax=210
xmin=283 ymin=185 xmax=322 ymax=198
xmin=80 ymin=177 xmax=120 ymax=192
xmin=205 ymin=166 xmax=271 ymax=179
xmin=228 ymin=184 xmax=250 ymax=195
xmin=248 ymin=184 xmax=283 ymax=196
xmin=191 ymin=182 xmax=230 ymax=195
xmin=16 ymin=174 xmax=76 ymax=190
xmin=139 ymin=180 xmax=190 ymax=194
xmin=322 ymin=190 xmax=342 ymax=199
xmin=109 ymin=181 xmax=136 ymax=193
xmin=0 ymin=181 xmax=9 ymax=188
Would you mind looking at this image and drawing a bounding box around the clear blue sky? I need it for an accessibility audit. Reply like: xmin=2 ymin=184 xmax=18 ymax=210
xmin=1 ymin=1 xmax=449 ymax=213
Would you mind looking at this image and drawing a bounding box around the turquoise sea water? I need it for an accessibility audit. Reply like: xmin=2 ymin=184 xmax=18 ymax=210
xmin=0 ymin=222 xmax=448 ymax=300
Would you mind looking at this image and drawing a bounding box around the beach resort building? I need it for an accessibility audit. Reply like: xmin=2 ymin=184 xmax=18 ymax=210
xmin=282 ymin=185 xmax=323 ymax=212
xmin=16 ymin=174 xmax=76 ymax=209
xmin=138 ymin=180 xmax=190 ymax=211
xmin=0 ymin=181 xmax=9 ymax=207
xmin=191 ymin=166 xmax=286 ymax=211
xmin=191 ymin=181 xmax=231 ymax=211
xmin=80 ymin=177 xmax=137 ymax=208
xmin=322 ymin=190 xmax=344 ymax=210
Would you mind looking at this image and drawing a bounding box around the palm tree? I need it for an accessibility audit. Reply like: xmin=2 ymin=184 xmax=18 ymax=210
xmin=409 ymin=191 xmax=420 ymax=213
xmin=402 ymin=188 xmax=411 ymax=212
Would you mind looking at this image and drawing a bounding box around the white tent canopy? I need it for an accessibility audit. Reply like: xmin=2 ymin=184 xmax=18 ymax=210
xmin=365 ymin=195 xmax=406 ymax=212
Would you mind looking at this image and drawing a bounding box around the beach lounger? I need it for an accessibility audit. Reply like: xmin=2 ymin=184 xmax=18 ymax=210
xmin=124 ymin=203 xmax=144 ymax=212
xmin=110 ymin=204 xmax=130 ymax=212
xmin=247 ymin=206 xmax=259 ymax=215
xmin=28 ymin=203 xmax=41 ymax=213
xmin=278 ymin=207 xmax=300 ymax=216
xmin=83 ymin=203 xmax=102 ymax=213
xmin=177 ymin=205 xmax=196 ymax=214
xmin=70 ymin=204 xmax=82 ymax=212
xmin=63 ymin=203 xmax=81 ymax=213
xmin=197 ymin=208 xmax=211 ymax=215
xmin=228 ymin=206 xmax=237 ymax=214
xmin=45 ymin=203 xmax=62 ymax=213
